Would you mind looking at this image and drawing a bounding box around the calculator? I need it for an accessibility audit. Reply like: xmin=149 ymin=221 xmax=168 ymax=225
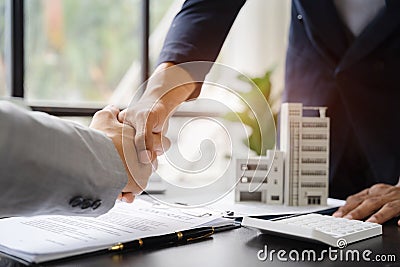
xmin=242 ymin=213 xmax=382 ymax=247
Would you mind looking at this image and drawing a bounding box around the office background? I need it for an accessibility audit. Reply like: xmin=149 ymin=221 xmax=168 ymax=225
xmin=1 ymin=2 xmax=400 ymax=266
xmin=0 ymin=0 xmax=290 ymax=188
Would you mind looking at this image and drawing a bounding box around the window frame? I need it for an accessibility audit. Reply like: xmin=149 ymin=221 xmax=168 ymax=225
xmin=7 ymin=0 xmax=24 ymax=98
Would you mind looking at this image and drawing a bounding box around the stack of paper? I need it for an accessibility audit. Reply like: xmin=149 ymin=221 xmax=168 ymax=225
xmin=0 ymin=199 xmax=219 ymax=263
xmin=209 ymin=197 xmax=345 ymax=217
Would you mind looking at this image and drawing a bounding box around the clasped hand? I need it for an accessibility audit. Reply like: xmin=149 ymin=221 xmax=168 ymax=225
xmin=89 ymin=105 xmax=157 ymax=203
xmin=88 ymin=63 xmax=190 ymax=203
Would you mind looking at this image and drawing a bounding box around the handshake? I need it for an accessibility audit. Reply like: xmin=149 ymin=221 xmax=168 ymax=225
xmin=89 ymin=104 xmax=171 ymax=203
xmin=88 ymin=63 xmax=197 ymax=204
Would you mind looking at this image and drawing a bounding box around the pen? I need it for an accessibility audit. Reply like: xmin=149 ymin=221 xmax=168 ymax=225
xmin=108 ymin=226 xmax=215 ymax=251
xmin=214 ymin=222 xmax=241 ymax=233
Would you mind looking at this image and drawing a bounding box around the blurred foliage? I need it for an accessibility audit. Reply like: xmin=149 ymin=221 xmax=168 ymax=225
xmin=224 ymin=70 xmax=278 ymax=155
xmin=23 ymin=0 xmax=173 ymax=103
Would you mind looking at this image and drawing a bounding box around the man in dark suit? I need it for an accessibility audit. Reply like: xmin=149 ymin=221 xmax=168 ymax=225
xmin=120 ymin=0 xmax=400 ymax=224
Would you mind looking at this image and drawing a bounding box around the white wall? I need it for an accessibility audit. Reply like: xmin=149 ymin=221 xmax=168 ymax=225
xmin=218 ymin=0 xmax=291 ymax=106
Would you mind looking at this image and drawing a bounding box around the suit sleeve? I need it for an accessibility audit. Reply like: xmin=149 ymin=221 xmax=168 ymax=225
xmin=0 ymin=102 xmax=127 ymax=217
xmin=158 ymin=0 xmax=246 ymax=98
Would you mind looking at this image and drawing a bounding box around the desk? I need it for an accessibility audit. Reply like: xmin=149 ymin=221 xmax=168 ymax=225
xmin=0 ymin=218 xmax=399 ymax=267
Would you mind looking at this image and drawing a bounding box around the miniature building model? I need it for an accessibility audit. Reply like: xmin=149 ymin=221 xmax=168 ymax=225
xmin=235 ymin=103 xmax=330 ymax=206
xmin=280 ymin=103 xmax=330 ymax=206
xmin=235 ymin=150 xmax=284 ymax=204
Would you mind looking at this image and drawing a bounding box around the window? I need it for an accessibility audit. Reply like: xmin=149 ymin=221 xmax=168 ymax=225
xmin=0 ymin=0 xmax=175 ymax=108
xmin=112 ymin=0 xmax=177 ymax=107
xmin=149 ymin=0 xmax=175 ymax=70
xmin=0 ymin=0 xmax=6 ymax=96
xmin=24 ymin=0 xmax=141 ymax=104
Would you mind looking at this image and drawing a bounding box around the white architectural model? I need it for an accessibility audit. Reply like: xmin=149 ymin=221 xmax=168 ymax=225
xmin=280 ymin=103 xmax=329 ymax=206
xmin=235 ymin=150 xmax=284 ymax=204
xmin=235 ymin=103 xmax=330 ymax=206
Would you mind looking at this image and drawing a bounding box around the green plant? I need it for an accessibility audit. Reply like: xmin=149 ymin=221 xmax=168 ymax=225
xmin=224 ymin=69 xmax=278 ymax=155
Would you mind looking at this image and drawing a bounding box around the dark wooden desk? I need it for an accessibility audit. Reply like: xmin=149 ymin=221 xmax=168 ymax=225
xmin=0 ymin=218 xmax=399 ymax=267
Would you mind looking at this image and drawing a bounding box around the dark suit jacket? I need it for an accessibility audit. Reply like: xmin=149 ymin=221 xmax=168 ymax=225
xmin=158 ymin=0 xmax=400 ymax=199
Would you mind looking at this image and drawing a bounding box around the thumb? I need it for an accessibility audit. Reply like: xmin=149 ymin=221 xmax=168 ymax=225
xmin=90 ymin=105 xmax=120 ymax=128
xmin=118 ymin=109 xmax=127 ymax=123
xmin=103 ymin=104 xmax=120 ymax=117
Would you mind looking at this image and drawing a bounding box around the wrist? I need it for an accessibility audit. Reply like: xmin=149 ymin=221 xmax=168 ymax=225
xmin=141 ymin=62 xmax=197 ymax=112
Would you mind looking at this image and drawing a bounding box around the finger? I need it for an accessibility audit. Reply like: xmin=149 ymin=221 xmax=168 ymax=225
xmin=153 ymin=104 xmax=169 ymax=133
xmin=153 ymin=133 xmax=162 ymax=152
xmin=153 ymin=134 xmax=171 ymax=156
xmin=333 ymin=188 xmax=370 ymax=217
xmin=120 ymin=192 xmax=135 ymax=203
xmin=366 ymin=200 xmax=400 ymax=224
xmin=333 ymin=198 xmax=364 ymax=218
xmin=119 ymin=106 xmax=161 ymax=163
xmin=161 ymin=119 xmax=170 ymax=135
xmin=135 ymin=114 xmax=157 ymax=163
xmin=152 ymin=158 xmax=158 ymax=171
xmin=161 ymin=135 xmax=171 ymax=154
xmin=117 ymin=193 xmax=122 ymax=201
xmin=103 ymin=104 xmax=120 ymax=117
xmin=342 ymin=197 xmax=384 ymax=220
xmin=117 ymin=109 xmax=127 ymax=123
xmin=351 ymin=187 xmax=370 ymax=198
xmin=90 ymin=105 xmax=120 ymax=127
xmin=118 ymin=107 xmax=138 ymax=128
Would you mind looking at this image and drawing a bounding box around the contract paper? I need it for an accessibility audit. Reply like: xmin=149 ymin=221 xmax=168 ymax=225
xmin=210 ymin=196 xmax=345 ymax=218
xmin=0 ymin=199 xmax=219 ymax=263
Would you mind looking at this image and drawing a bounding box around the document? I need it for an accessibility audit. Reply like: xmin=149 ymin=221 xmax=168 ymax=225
xmin=209 ymin=195 xmax=345 ymax=218
xmin=0 ymin=199 xmax=219 ymax=263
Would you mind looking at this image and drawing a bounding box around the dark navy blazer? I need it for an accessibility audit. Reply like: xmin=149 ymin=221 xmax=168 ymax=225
xmin=158 ymin=0 xmax=400 ymax=199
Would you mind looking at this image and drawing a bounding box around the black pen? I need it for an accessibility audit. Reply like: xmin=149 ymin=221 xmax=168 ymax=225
xmin=108 ymin=226 xmax=215 ymax=251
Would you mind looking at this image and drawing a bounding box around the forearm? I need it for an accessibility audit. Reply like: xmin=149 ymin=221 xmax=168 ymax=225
xmin=0 ymin=102 xmax=127 ymax=217
xmin=141 ymin=62 xmax=198 ymax=113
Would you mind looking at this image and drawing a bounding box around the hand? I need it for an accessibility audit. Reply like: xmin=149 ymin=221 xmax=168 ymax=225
xmin=118 ymin=99 xmax=171 ymax=164
xmin=90 ymin=105 xmax=154 ymax=203
xmin=332 ymin=182 xmax=400 ymax=225
xmin=118 ymin=62 xmax=196 ymax=163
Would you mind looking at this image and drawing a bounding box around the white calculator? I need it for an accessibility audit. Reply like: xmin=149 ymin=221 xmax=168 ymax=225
xmin=242 ymin=213 xmax=382 ymax=247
